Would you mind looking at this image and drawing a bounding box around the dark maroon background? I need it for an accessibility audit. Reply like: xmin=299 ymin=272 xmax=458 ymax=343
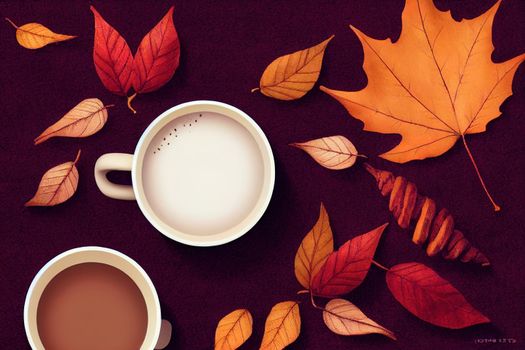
xmin=1 ymin=0 xmax=524 ymax=349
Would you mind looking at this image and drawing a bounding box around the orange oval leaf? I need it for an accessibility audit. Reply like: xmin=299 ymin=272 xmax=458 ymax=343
xmin=91 ymin=6 xmax=134 ymax=96
xmin=5 ymin=18 xmax=76 ymax=49
xmin=311 ymin=223 xmax=388 ymax=298
xmin=260 ymin=301 xmax=301 ymax=350
xmin=386 ymin=262 xmax=490 ymax=329
xmin=25 ymin=150 xmax=81 ymax=207
xmin=323 ymin=299 xmax=396 ymax=340
xmin=255 ymin=35 xmax=334 ymax=100
xmin=133 ymin=6 xmax=180 ymax=94
xmin=34 ymin=98 xmax=111 ymax=145
xmin=294 ymin=203 xmax=334 ymax=289
xmin=291 ymin=135 xmax=361 ymax=170
xmin=215 ymin=309 xmax=253 ymax=350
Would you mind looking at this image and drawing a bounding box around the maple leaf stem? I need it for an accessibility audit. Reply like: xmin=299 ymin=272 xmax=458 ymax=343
xmin=371 ymin=259 xmax=389 ymax=271
xmin=296 ymin=290 xmax=310 ymax=295
xmin=251 ymin=87 xmax=260 ymax=93
xmin=461 ymin=135 xmax=501 ymax=212
xmin=5 ymin=17 xmax=18 ymax=29
xmin=127 ymin=93 xmax=137 ymax=114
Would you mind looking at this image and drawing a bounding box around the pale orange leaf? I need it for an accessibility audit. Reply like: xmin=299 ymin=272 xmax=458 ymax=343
xmin=294 ymin=203 xmax=334 ymax=289
xmin=34 ymin=98 xmax=111 ymax=145
xmin=215 ymin=309 xmax=253 ymax=350
xmin=254 ymin=35 xmax=334 ymax=100
xmin=291 ymin=135 xmax=361 ymax=170
xmin=260 ymin=301 xmax=301 ymax=350
xmin=323 ymin=299 xmax=396 ymax=340
xmin=5 ymin=18 xmax=76 ymax=49
xmin=25 ymin=150 xmax=81 ymax=207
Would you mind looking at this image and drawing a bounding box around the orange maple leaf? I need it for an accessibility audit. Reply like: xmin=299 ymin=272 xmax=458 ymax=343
xmin=321 ymin=0 xmax=524 ymax=211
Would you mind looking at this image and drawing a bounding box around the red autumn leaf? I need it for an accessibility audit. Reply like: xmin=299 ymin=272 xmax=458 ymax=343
xmin=133 ymin=6 xmax=180 ymax=94
xmin=386 ymin=262 xmax=490 ymax=329
xmin=90 ymin=6 xmax=134 ymax=96
xmin=311 ymin=223 xmax=388 ymax=298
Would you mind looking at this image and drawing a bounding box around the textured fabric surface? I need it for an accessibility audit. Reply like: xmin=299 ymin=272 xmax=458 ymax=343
xmin=1 ymin=1 xmax=524 ymax=349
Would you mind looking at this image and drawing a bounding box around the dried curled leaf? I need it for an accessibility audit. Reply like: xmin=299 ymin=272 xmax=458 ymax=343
xmin=260 ymin=301 xmax=301 ymax=350
xmin=365 ymin=164 xmax=489 ymax=266
xmin=5 ymin=18 xmax=76 ymax=49
xmin=291 ymin=135 xmax=361 ymax=170
xmin=254 ymin=35 xmax=334 ymax=100
xmin=34 ymin=98 xmax=111 ymax=145
xmin=91 ymin=6 xmax=134 ymax=96
xmin=294 ymin=203 xmax=334 ymax=289
xmin=311 ymin=223 xmax=388 ymax=298
xmin=386 ymin=262 xmax=490 ymax=329
xmin=215 ymin=309 xmax=253 ymax=350
xmin=321 ymin=0 xmax=524 ymax=210
xmin=323 ymin=299 xmax=396 ymax=340
xmin=26 ymin=150 xmax=81 ymax=207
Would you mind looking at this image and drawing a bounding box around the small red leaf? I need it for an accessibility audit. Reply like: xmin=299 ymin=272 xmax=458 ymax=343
xmin=311 ymin=223 xmax=388 ymax=298
xmin=386 ymin=262 xmax=490 ymax=329
xmin=91 ymin=6 xmax=134 ymax=96
xmin=133 ymin=6 xmax=180 ymax=94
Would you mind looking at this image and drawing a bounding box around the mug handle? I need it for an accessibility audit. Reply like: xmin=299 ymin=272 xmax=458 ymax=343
xmin=94 ymin=153 xmax=135 ymax=200
xmin=155 ymin=319 xmax=172 ymax=349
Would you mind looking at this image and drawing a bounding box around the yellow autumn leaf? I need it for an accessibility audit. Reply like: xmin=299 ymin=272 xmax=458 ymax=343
xmin=321 ymin=0 xmax=524 ymax=211
xmin=291 ymin=135 xmax=363 ymax=170
xmin=5 ymin=18 xmax=76 ymax=49
xmin=323 ymin=299 xmax=396 ymax=340
xmin=260 ymin=301 xmax=301 ymax=350
xmin=215 ymin=309 xmax=253 ymax=350
xmin=253 ymin=35 xmax=334 ymax=100
xmin=294 ymin=203 xmax=333 ymax=289
xmin=26 ymin=150 xmax=81 ymax=207
xmin=34 ymin=98 xmax=112 ymax=145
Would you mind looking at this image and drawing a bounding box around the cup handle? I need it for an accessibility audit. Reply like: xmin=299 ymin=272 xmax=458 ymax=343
xmin=155 ymin=319 xmax=172 ymax=349
xmin=94 ymin=153 xmax=135 ymax=200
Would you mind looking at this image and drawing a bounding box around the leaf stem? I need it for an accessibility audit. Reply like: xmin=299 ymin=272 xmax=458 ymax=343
xmin=251 ymin=87 xmax=260 ymax=93
xmin=461 ymin=135 xmax=500 ymax=211
xmin=127 ymin=93 xmax=137 ymax=114
xmin=5 ymin=17 xmax=18 ymax=29
xmin=104 ymin=104 xmax=116 ymax=109
xmin=296 ymin=290 xmax=309 ymax=295
xmin=310 ymin=292 xmax=323 ymax=310
xmin=73 ymin=149 xmax=81 ymax=164
xmin=372 ymin=259 xmax=389 ymax=271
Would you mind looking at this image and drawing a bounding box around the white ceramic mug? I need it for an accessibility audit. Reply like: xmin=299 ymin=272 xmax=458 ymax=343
xmin=24 ymin=246 xmax=171 ymax=350
xmin=94 ymin=101 xmax=275 ymax=246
